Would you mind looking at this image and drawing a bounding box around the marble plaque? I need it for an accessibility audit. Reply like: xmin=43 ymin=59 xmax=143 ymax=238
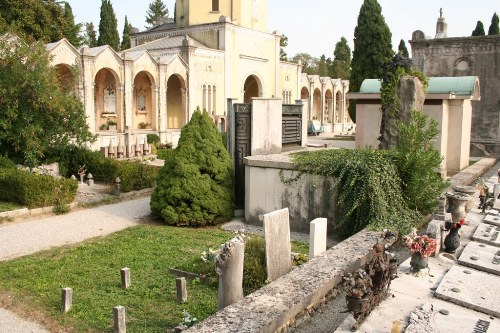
xmin=472 ymin=223 xmax=500 ymax=247
xmin=458 ymin=241 xmax=500 ymax=276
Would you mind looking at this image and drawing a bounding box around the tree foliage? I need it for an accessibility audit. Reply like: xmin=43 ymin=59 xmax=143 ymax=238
xmin=331 ymin=37 xmax=351 ymax=79
xmin=97 ymin=0 xmax=120 ymax=50
xmin=488 ymin=12 xmax=499 ymax=35
xmin=472 ymin=21 xmax=485 ymax=36
xmin=317 ymin=55 xmax=329 ymax=76
xmin=62 ymin=2 xmax=83 ymax=47
xmin=350 ymin=0 xmax=393 ymax=122
xmin=0 ymin=36 xmax=95 ymax=167
xmin=398 ymin=39 xmax=409 ymax=58
xmin=150 ymin=108 xmax=234 ymax=226
xmin=0 ymin=0 xmax=76 ymax=42
xmin=121 ymin=16 xmax=132 ymax=50
xmin=292 ymin=53 xmax=317 ymax=75
xmin=145 ymin=0 xmax=169 ymax=28
xmin=84 ymin=22 xmax=98 ymax=47
xmin=280 ymin=34 xmax=288 ymax=61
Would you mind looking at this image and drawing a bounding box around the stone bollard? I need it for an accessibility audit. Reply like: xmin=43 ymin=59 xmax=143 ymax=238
xmin=114 ymin=177 xmax=121 ymax=196
xmin=87 ymin=173 xmax=94 ymax=186
xmin=61 ymin=287 xmax=73 ymax=313
xmin=176 ymin=277 xmax=187 ymax=302
xmin=70 ymin=175 xmax=77 ymax=181
xmin=309 ymin=218 xmax=327 ymax=258
xmin=121 ymin=267 xmax=131 ymax=289
xmin=216 ymin=236 xmax=245 ymax=310
xmin=113 ymin=306 xmax=126 ymax=333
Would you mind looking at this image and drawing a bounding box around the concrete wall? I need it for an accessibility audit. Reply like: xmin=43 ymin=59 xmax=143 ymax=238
xmin=250 ymin=99 xmax=283 ymax=155
xmin=244 ymin=154 xmax=336 ymax=233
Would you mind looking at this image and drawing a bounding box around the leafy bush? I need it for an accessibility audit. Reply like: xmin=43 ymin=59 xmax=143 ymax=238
xmin=150 ymin=108 xmax=234 ymax=226
xmin=156 ymin=148 xmax=174 ymax=161
xmin=0 ymin=168 xmax=77 ymax=208
xmin=242 ymin=236 xmax=267 ymax=294
xmin=0 ymin=156 xmax=15 ymax=169
xmin=147 ymin=134 xmax=161 ymax=145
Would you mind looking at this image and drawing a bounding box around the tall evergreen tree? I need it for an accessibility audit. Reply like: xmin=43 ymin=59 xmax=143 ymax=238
xmin=97 ymin=0 xmax=119 ymax=50
xmin=317 ymin=55 xmax=329 ymax=76
xmin=350 ymin=0 xmax=393 ymax=122
xmin=84 ymin=22 xmax=98 ymax=47
xmin=472 ymin=21 xmax=485 ymax=36
xmin=398 ymin=39 xmax=409 ymax=58
xmin=145 ymin=0 xmax=169 ymax=28
xmin=488 ymin=12 xmax=499 ymax=35
xmin=331 ymin=37 xmax=351 ymax=79
xmin=120 ymin=16 xmax=132 ymax=50
xmin=280 ymin=34 xmax=288 ymax=61
xmin=62 ymin=3 xmax=83 ymax=47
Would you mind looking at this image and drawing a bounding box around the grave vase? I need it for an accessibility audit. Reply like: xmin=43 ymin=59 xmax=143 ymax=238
xmin=451 ymin=185 xmax=475 ymax=212
xmin=346 ymin=294 xmax=372 ymax=313
xmin=444 ymin=227 xmax=460 ymax=253
xmin=446 ymin=192 xmax=470 ymax=223
xmin=409 ymin=252 xmax=428 ymax=272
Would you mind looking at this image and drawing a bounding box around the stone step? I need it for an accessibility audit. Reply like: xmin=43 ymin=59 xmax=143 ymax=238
xmin=472 ymin=223 xmax=500 ymax=247
xmin=435 ymin=265 xmax=500 ymax=318
xmin=458 ymin=241 xmax=500 ymax=276
xmin=484 ymin=213 xmax=500 ymax=227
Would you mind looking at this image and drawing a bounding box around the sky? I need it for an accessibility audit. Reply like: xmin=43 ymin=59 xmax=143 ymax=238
xmin=67 ymin=0 xmax=499 ymax=58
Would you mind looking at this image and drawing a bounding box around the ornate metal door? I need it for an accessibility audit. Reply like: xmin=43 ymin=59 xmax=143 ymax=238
xmin=234 ymin=104 xmax=251 ymax=208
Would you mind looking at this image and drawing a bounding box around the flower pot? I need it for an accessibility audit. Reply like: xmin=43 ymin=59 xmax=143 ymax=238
xmin=444 ymin=227 xmax=460 ymax=253
xmin=452 ymin=185 xmax=475 ymax=212
xmin=446 ymin=192 xmax=471 ymax=223
xmin=346 ymin=294 xmax=372 ymax=313
xmin=410 ymin=252 xmax=428 ymax=272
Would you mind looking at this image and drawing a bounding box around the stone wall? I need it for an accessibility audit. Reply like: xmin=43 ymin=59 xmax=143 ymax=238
xmin=410 ymin=35 xmax=500 ymax=155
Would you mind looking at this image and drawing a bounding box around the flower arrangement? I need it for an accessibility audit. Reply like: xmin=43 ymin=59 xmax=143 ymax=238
xmin=402 ymin=229 xmax=437 ymax=258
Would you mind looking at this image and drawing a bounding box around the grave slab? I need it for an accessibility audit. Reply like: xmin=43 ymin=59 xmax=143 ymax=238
xmin=472 ymin=223 xmax=500 ymax=247
xmin=263 ymin=208 xmax=292 ymax=281
xmin=435 ymin=265 xmax=500 ymax=318
xmin=458 ymin=241 xmax=500 ymax=276
xmin=494 ymin=199 xmax=500 ymax=210
xmin=484 ymin=213 xmax=500 ymax=227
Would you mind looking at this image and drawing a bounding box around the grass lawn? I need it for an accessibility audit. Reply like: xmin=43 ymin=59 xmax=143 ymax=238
xmin=0 ymin=201 xmax=23 ymax=213
xmin=0 ymin=224 xmax=309 ymax=333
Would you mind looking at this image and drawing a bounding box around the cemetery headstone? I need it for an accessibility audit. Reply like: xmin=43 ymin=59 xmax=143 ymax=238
xmin=176 ymin=277 xmax=187 ymax=302
xmin=121 ymin=268 xmax=131 ymax=289
xmin=309 ymin=218 xmax=327 ymax=258
xmin=215 ymin=236 xmax=245 ymax=310
xmin=113 ymin=306 xmax=126 ymax=333
xmin=263 ymin=208 xmax=292 ymax=281
xmin=61 ymin=287 xmax=72 ymax=313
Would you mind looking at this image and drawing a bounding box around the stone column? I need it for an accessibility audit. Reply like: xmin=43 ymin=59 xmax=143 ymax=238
xmin=61 ymin=288 xmax=73 ymax=313
xmin=121 ymin=267 xmax=131 ymax=289
xmin=176 ymin=277 xmax=187 ymax=302
xmin=321 ymin=83 xmax=326 ymax=125
xmin=158 ymin=61 xmax=168 ymax=143
xmin=181 ymin=88 xmax=188 ymax=125
xmin=123 ymin=59 xmax=134 ymax=130
xmin=216 ymin=236 xmax=245 ymax=310
xmin=113 ymin=306 xmax=126 ymax=333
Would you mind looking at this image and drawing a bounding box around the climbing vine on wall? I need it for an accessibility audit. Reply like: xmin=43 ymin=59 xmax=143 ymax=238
xmin=283 ymin=149 xmax=419 ymax=237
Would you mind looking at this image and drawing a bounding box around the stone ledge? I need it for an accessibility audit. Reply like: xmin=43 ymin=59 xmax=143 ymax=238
xmin=0 ymin=202 xmax=78 ymax=219
xmin=183 ymin=230 xmax=396 ymax=333
xmin=449 ymin=158 xmax=496 ymax=186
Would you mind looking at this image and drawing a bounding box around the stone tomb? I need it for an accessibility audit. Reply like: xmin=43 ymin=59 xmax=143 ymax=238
xmin=484 ymin=213 xmax=500 ymax=227
xmin=472 ymin=223 xmax=500 ymax=247
xmin=435 ymin=265 xmax=500 ymax=318
xmin=263 ymin=208 xmax=292 ymax=281
xmin=458 ymin=241 xmax=500 ymax=276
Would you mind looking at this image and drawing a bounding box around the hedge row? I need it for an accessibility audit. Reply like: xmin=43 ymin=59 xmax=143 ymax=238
xmin=0 ymin=168 xmax=78 ymax=208
xmin=54 ymin=146 xmax=159 ymax=192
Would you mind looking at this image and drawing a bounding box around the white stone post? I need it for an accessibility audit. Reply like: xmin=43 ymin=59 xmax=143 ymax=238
xmin=263 ymin=208 xmax=292 ymax=281
xmin=61 ymin=288 xmax=73 ymax=313
xmin=121 ymin=267 xmax=131 ymax=289
xmin=216 ymin=236 xmax=245 ymax=310
xmin=309 ymin=218 xmax=327 ymax=258
xmin=113 ymin=306 xmax=126 ymax=333
xmin=176 ymin=277 xmax=187 ymax=303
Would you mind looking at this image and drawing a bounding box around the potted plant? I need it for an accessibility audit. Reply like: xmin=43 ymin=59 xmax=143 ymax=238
xmin=403 ymin=229 xmax=437 ymax=272
xmin=107 ymin=119 xmax=117 ymax=131
xmin=99 ymin=123 xmax=108 ymax=131
xmin=343 ymin=269 xmax=373 ymax=312
xmin=138 ymin=122 xmax=151 ymax=129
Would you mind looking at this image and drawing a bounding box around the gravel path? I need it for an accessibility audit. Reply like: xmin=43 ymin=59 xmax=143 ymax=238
xmin=0 ymin=197 xmax=151 ymax=333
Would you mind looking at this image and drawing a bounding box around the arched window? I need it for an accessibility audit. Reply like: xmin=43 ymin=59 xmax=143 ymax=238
xmin=212 ymin=0 xmax=219 ymax=11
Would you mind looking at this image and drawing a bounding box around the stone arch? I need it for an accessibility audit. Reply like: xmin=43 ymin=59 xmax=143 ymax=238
xmin=133 ymin=71 xmax=156 ymax=131
xmin=94 ymin=68 xmax=122 ymax=132
xmin=325 ymin=89 xmax=333 ymax=123
xmin=454 ymin=57 xmax=472 ymax=74
xmin=243 ymin=75 xmax=262 ymax=103
xmin=55 ymin=64 xmax=75 ymax=93
xmin=335 ymin=91 xmax=343 ymax=123
xmin=313 ymin=88 xmax=321 ymax=120
xmin=301 ymin=86 xmax=309 ymax=100
xmin=167 ymin=74 xmax=187 ymax=129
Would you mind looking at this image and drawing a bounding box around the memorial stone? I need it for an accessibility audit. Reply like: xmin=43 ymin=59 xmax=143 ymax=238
xmin=113 ymin=306 xmax=126 ymax=333
xmin=121 ymin=268 xmax=131 ymax=289
xmin=458 ymin=241 xmax=500 ymax=276
xmin=61 ymin=287 xmax=72 ymax=313
xmin=309 ymin=218 xmax=327 ymax=258
xmin=216 ymin=236 xmax=245 ymax=310
xmin=472 ymin=224 xmax=500 ymax=247
xmin=176 ymin=277 xmax=187 ymax=302
xmin=263 ymin=208 xmax=292 ymax=281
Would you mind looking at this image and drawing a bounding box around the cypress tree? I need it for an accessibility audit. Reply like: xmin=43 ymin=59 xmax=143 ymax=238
xmin=398 ymin=39 xmax=409 ymax=58
xmin=120 ymin=16 xmax=132 ymax=50
xmin=62 ymin=3 xmax=83 ymax=47
xmin=472 ymin=21 xmax=485 ymax=36
xmin=280 ymin=34 xmax=288 ymax=61
xmin=84 ymin=22 xmax=98 ymax=47
xmin=349 ymin=0 xmax=393 ymax=122
xmin=97 ymin=0 xmax=119 ymax=50
xmin=331 ymin=37 xmax=351 ymax=79
xmin=488 ymin=12 xmax=499 ymax=35
xmin=145 ymin=0 xmax=168 ymax=28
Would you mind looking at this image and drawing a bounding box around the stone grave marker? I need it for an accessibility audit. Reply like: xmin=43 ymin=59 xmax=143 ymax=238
xmin=61 ymin=287 xmax=72 ymax=313
xmin=176 ymin=277 xmax=187 ymax=303
xmin=216 ymin=236 xmax=245 ymax=310
xmin=484 ymin=214 xmax=500 ymax=227
xmin=263 ymin=208 xmax=292 ymax=281
xmin=435 ymin=265 xmax=500 ymax=318
xmin=120 ymin=267 xmax=131 ymax=289
xmin=309 ymin=218 xmax=327 ymax=258
xmin=113 ymin=306 xmax=126 ymax=333
xmin=472 ymin=223 xmax=500 ymax=247
xmin=458 ymin=241 xmax=500 ymax=276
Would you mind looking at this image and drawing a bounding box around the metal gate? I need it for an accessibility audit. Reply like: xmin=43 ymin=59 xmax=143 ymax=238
xmin=282 ymin=104 xmax=303 ymax=145
xmin=234 ymin=104 xmax=251 ymax=208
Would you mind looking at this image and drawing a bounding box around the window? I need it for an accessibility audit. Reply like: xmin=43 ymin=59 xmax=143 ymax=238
xmin=202 ymin=84 xmax=217 ymax=114
xmin=212 ymin=0 xmax=219 ymax=11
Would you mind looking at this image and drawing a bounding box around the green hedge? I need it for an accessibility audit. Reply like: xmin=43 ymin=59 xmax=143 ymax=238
xmin=0 ymin=168 xmax=77 ymax=208
xmin=54 ymin=146 xmax=158 ymax=192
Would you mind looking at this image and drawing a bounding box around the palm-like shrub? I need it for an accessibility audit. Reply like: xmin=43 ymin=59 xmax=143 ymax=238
xmin=150 ymin=108 xmax=234 ymax=226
